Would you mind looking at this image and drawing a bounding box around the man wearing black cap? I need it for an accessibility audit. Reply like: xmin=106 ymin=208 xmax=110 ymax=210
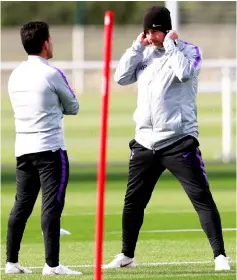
xmin=103 ymin=6 xmax=230 ymax=271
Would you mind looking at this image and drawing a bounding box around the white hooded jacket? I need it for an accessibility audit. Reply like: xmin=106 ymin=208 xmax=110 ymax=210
xmin=114 ymin=38 xmax=202 ymax=151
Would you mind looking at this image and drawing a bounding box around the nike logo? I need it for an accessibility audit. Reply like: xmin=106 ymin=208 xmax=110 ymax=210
xmin=139 ymin=64 xmax=147 ymax=71
xmin=152 ymin=24 xmax=162 ymax=27
xmin=120 ymin=261 xmax=133 ymax=267
xmin=183 ymin=152 xmax=191 ymax=158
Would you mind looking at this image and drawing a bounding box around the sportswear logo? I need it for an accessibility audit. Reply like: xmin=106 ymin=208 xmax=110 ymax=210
xmin=120 ymin=261 xmax=133 ymax=268
xmin=130 ymin=149 xmax=135 ymax=160
xmin=152 ymin=24 xmax=162 ymax=28
xmin=183 ymin=152 xmax=191 ymax=158
xmin=139 ymin=64 xmax=147 ymax=71
xmin=18 ymin=268 xmax=24 ymax=273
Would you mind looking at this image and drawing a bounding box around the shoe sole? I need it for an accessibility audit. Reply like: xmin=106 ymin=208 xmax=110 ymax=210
xmin=102 ymin=264 xmax=136 ymax=269
xmin=43 ymin=272 xmax=83 ymax=275
xmin=6 ymin=272 xmax=32 ymax=274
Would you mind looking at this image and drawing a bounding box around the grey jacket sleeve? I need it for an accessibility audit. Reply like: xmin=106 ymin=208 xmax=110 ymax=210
xmin=114 ymin=41 xmax=145 ymax=85
xmin=163 ymin=39 xmax=202 ymax=82
xmin=52 ymin=68 xmax=79 ymax=115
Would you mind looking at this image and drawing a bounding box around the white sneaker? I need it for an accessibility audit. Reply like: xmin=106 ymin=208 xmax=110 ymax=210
xmin=5 ymin=262 xmax=32 ymax=274
xmin=215 ymin=254 xmax=231 ymax=271
xmin=102 ymin=253 xmax=136 ymax=269
xmin=42 ymin=263 xmax=82 ymax=275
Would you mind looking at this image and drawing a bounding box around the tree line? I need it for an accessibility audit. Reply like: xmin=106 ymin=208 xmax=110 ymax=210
xmin=1 ymin=1 xmax=235 ymax=26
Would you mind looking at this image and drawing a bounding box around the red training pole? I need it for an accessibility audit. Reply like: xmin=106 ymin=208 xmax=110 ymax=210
xmin=94 ymin=10 xmax=114 ymax=280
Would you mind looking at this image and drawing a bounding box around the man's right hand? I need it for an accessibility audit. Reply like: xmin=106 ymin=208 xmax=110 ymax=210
xmin=136 ymin=33 xmax=150 ymax=46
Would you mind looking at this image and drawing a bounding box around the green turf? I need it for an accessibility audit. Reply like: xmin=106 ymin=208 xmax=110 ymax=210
xmin=1 ymin=92 xmax=236 ymax=279
xmin=1 ymin=163 xmax=236 ymax=279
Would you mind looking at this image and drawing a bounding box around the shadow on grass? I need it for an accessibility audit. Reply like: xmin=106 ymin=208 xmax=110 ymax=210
xmin=1 ymin=163 xmax=236 ymax=188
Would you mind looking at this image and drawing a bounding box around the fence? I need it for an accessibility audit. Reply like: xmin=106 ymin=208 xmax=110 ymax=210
xmin=1 ymin=59 xmax=236 ymax=163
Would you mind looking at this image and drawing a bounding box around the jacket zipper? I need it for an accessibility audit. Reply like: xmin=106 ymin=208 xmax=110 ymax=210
xmin=148 ymin=81 xmax=155 ymax=153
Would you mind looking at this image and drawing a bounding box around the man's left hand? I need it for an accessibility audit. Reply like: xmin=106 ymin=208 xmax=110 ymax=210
xmin=166 ymin=30 xmax=178 ymax=41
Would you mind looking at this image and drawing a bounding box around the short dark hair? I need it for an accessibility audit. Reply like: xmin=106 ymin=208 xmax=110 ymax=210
xmin=20 ymin=21 xmax=50 ymax=55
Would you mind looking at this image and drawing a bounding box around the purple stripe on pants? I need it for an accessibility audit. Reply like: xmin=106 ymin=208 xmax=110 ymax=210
xmin=57 ymin=150 xmax=67 ymax=202
xmin=196 ymin=148 xmax=208 ymax=184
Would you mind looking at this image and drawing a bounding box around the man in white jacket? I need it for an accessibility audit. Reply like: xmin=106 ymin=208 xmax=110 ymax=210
xmin=6 ymin=21 xmax=82 ymax=275
xmin=103 ymin=6 xmax=230 ymax=271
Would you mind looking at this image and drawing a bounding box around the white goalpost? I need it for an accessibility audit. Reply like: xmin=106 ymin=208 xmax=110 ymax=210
xmin=165 ymin=1 xmax=179 ymax=31
xmin=221 ymin=67 xmax=233 ymax=163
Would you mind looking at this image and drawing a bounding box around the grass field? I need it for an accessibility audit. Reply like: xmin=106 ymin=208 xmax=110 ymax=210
xmin=1 ymin=93 xmax=236 ymax=279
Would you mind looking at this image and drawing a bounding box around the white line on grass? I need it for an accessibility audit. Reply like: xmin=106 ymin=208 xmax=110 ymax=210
xmin=142 ymin=274 xmax=237 ymax=278
xmin=108 ymin=228 xmax=237 ymax=234
xmin=62 ymin=209 xmax=235 ymax=216
xmin=0 ymin=260 xmax=236 ymax=271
